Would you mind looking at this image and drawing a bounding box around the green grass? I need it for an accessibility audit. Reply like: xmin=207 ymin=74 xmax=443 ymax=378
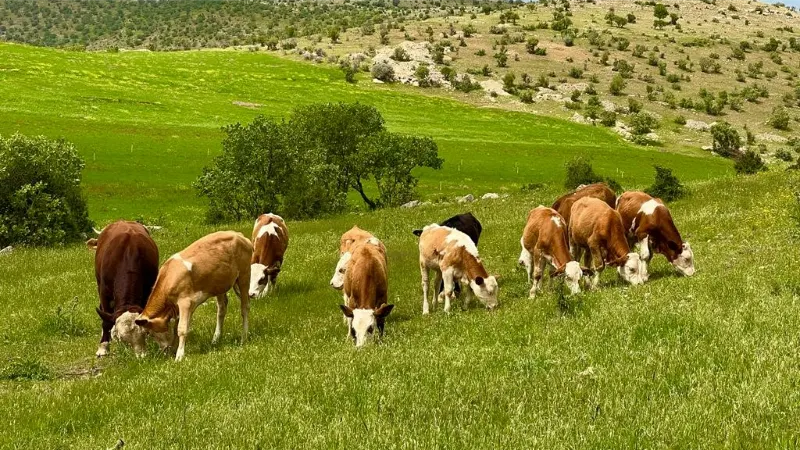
xmin=1 ymin=172 xmax=799 ymax=448
xmin=0 ymin=43 xmax=730 ymax=221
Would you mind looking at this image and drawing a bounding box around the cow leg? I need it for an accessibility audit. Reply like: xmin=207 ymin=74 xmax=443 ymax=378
xmin=238 ymin=278 xmax=250 ymax=344
xmin=462 ymin=279 xmax=473 ymax=311
xmin=530 ymin=249 xmax=545 ymax=298
xmin=434 ymin=271 xmax=445 ymax=305
xmin=589 ymin=245 xmax=605 ymax=289
xmin=212 ymin=294 xmax=228 ymax=345
xmin=421 ymin=265 xmax=431 ymax=315
xmin=175 ymin=303 xmax=193 ymax=362
xmin=442 ymin=270 xmax=455 ymax=313
xmin=96 ymin=320 xmax=112 ymax=357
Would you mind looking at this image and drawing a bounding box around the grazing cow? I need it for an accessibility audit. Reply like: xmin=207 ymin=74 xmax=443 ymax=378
xmin=249 ymin=213 xmax=289 ymax=298
xmin=412 ymin=212 xmax=483 ymax=297
xmin=569 ymin=197 xmax=647 ymax=288
xmin=418 ymin=224 xmax=499 ymax=314
xmin=616 ymin=191 xmax=695 ymax=276
xmin=518 ymin=206 xmax=587 ymax=297
xmin=89 ymin=221 xmax=159 ymax=358
xmin=339 ymin=240 xmax=394 ymax=347
xmin=552 ymin=183 xmax=617 ymax=226
xmin=133 ymin=231 xmax=253 ymax=362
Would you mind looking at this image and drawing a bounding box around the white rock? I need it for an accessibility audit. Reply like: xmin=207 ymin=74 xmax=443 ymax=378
xmin=685 ymin=119 xmax=710 ymax=131
xmin=601 ymin=100 xmax=617 ymax=112
xmin=645 ymin=132 xmax=662 ymax=142
xmin=401 ymin=200 xmax=420 ymax=208
xmin=457 ymin=194 xmax=475 ymax=204
xmin=571 ymin=113 xmax=592 ymax=125
xmin=756 ymin=133 xmax=788 ymax=143
xmin=482 ymin=193 xmax=500 ymax=200
xmin=372 ymin=78 xmax=384 ymax=84
xmin=0 ymin=246 xmax=12 ymax=255
xmin=702 ymin=145 xmax=713 ymax=151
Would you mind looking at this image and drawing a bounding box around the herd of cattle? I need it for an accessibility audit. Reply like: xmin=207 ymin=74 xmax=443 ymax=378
xmin=88 ymin=182 xmax=695 ymax=359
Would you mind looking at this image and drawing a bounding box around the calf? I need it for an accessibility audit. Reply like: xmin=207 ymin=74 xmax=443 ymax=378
xmin=552 ymin=183 xmax=616 ymax=225
xmin=249 ymin=213 xmax=289 ymax=298
xmin=412 ymin=212 xmax=482 ymax=297
xmin=339 ymin=240 xmax=394 ymax=347
xmin=331 ymin=226 xmax=386 ymax=290
xmin=133 ymin=231 xmax=253 ymax=362
xmin=616 ymin=191 xmax=695 ymax=276
xmin=569 ymin=197 xmax=647 ymax=288
xmin=89 ymin=221 xmax=159 ymax=357
xmin=418 ymin=224 xmax=498 ymax=314
xmin=518 ymin=207 xmax=586 ymax=297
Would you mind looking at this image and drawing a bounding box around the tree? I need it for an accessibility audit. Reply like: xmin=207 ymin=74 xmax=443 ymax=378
xmin=768 ymin=106 xmax=790 ymax=130
xmin=525 ymin=37 xmax=539 ymax=54
xmin=710 ymin=121 xmax=741 ymax=158
xmin=654 ymin=4 xmax=669 ymax=20
xmin=328 ymin=26 xmax=340 ymax=43
xmin=646 ymin=166 xmax=685 ymax=201
xmin=734 ymin=150 xmax=767 ymax=175
xmin=494 ymin=46 xmax=508 ymax=67
xmin=0 ymin=133 xmax=92 ymax=246
xmin=609 ymin=74 xmax=626 ymax=95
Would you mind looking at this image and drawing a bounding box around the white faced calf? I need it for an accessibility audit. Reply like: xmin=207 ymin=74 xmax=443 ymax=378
xmin=249 ymin=213 xmax=289 ymax=298
xmin=418 ymin=225 xmax=498 ymax=314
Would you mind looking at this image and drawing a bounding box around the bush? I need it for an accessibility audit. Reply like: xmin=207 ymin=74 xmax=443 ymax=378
xmin=599 ymin=110 xmax=618 ymax=127
xmin=0 ymin=134 xmax=92 ymax=247
xmin=768 ymin=106 xmax=791 ymax=130
xmin=194 ymin=103 xmax=443 ymax=220
xmin=564 ymin=156 xmax=620 ymax=191
xmin=339 ymin=60 xmax=358 ymax=83
xmin=371 ymin=62 xmax=395 ymax=82
xmin=710 ymin=121 xmax=741 ymax=158
xmin=628 ymin=112 xmax=659 ymax=135
xmin=391 ymin=47 xmax=410 ymax=61
xmin=526 ymin=37 xmax=539 ymax=54
xmin=415 ymin=63 xmax=432 ymax=87
xmin=609 ymin=74 xmax=626 ymax=95
xmin=453 ymin=74 xmax=483 ymax=93
xmin=646 ymin=166 xmax=685 ymax=201
xmin=734 ymin=150 xmax=767 ymax=175
xmin=775 ymin=149 xmax=794 ymax=162
xmin=568 ymin=67 xmax=583 ymax=79
xmin=674 ymin=115 xmax=687 ymax=125
xmin=628 ymin=98 xmax=642 ymax=114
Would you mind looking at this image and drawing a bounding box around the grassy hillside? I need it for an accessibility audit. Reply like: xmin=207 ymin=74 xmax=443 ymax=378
xmin=0 ymin=170 xmax=798 ymax=448
xmin=0 ymin=42 xmax=729 ymax=222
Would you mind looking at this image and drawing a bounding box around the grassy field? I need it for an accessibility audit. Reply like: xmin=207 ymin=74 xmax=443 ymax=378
xmin=0 ymin=42 xmax=730 ymax=221
xmin=1 ymin=171 xmax=799 ymax=448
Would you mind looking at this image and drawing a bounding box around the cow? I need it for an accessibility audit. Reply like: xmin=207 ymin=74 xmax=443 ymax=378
xmin=616 ymin=191 xmax=695 ymax=277
xmin=569 ymin=197 xmax=647 ymax=288
xmin=89 ymin=221 xmax=159 ymax=358
xmin=249 ymin=213 xmax=289 ymax=299
xmin=412 ymin=212 xmax=482 ymax=297
xmin=338 ymin=240 xmax=394 ymax=347
xmin=552 ymin=183 xmax=617 ymax=226
xmin=132 ymin=231 xmax=253 ymax=362
xmin=418 ymin=224 xmax=499 ymax=315
xmin=518 ymin=206 xmax=587 ymax=297
xmin=331 ymin=226 xmax=386 ymax=291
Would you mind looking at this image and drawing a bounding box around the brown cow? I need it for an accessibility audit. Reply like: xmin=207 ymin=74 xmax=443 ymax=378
xmin=569 ymin=197 xmax=647 ymax=288
xmin=518 ymin=206 xmax=586 ymax=297
xmin=552 ymin=183 xmax=617 ymax=225
xmin=89 ymin=221 xmax=159 ymax=357
xmin=249 ymin=213 xmax=289 ymax=298
xmin=418 ymin=224 xmax=498 ymax=314
xmin=133 ymin=231 xmax=253 ymax=362
xmin=332 ymin=226 xmax=386 ymax=291
xmin=339 ymin=225 xmax=387 ymax=255
xmin=616 ymin=191 xmax=695 ymax=276
xmin=338 ymin=240 xmax=394 ymax=347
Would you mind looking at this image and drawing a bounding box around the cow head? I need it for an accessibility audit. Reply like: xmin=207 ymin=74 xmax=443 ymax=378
xmin=671 ymin=242 xmax=695 ymax=276
xmin=250 ymin=261 xmax=281 ymax=298
xmin=615 ymin=253 xmax=647 ymax=285
xmin=340 ymin=304 xmax=394 ymax=347
xmin=111 ymin=309 xmax=149 ymax=357
xmin=329 ymin=252 xmax=352 ymax=290
xmin=469 ymin=275 xmax=499 ymax=310
xmin=134 ymin=315 xmax=175 ymax=351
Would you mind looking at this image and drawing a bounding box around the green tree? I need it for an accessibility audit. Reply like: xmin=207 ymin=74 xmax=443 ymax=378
xmin=609 ymin=74 xmax=626 ymax=95
xmin=710 ymin=121 xmax=741 ymax=158
xmin=646 ymin=166 xmax=685 ymax=201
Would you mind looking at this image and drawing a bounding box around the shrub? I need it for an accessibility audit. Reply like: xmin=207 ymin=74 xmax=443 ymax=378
xmin=526 ymin=37 xmax=539 ymax=54
xmin=568 ymin=67 xmax=583 ymax=79
xmin=609 ymin=74 xmax=626 ymax=95
xmin=391 ymin=47 xmax=410 ymax=61
xmin=339 ymin=60 xmax=358 ymax=83
xmin=673 ymin=115 xmax=687 ymax=125
xmin=734 ymin=150 xmax=767 ymax=175
xmin=628 ymin=112 xmax=659 ymax=135
xmin=710 ymin=121 xmax=741 ymax=158
xmin=616 ymin=38 xmax=630 ymax=51
xmin=613 ymin=59 xmax=635 ymax=78
xmin=585 ymin=96 xmax=602 ymax=120
xmin=503 ymin=72 xmax=516 ymax=94
xmin=494 ymin=46 xmax=508 ymax=67
xmin=768 ymin=106 xmax=790 ymax=130
xmin=646 ymin=166 xmax=686 ymax=201
xmin=519 ymin=90 xmax=534 ymax=104
xmin=194 ymin=103 xmax=443 ymax=220
xmin=564 ymin=156 xmax=620 ymax=191
xmin=371 ymin=62 xmax=395 ymax=82
xmin=453 ymin=74 xmax=483 ymax=93
xmin=628 ymin=98 xmax=643 ymax=114
xmin=775 ymin=149 xmax=794 ymax=162
xmin=0 ymin=134 xmax=92 ymax=247
xmin=632 ymin=44 xmax=647 ymax=58
xmin=599 ymin=110 xmax=618 ymax=127
xmin=415 ymin=64 xmax=434 ymax=87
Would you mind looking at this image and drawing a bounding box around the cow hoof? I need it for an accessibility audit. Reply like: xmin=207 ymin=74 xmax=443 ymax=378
xmin=95 ymin=343 xmax=109 ymax=357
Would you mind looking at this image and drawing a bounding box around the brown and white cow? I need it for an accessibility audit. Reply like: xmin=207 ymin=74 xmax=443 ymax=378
xmin=249 ymin=213 xmax=289 ymax=298
xmin=418 ymin=224 xmax=498 ymax=314
xmin=89 ymin=221 xmax=159 ymax=358
xmin=338 ymin=240 xmax=394 ymax=347
xmin=552 ymin=183 xmax=617 ymax=226
xmin=331 ymin=226 xmax=386 ymax=291
xmin=518 ymin=206 xmax=587 ymax=297
xmin=569 ymin=197 xmax=647 ymax=288
xmin=133 ymin=231 xmax=253 ymax=362
xmin=616 ymin=191 xmax=695 ymax=276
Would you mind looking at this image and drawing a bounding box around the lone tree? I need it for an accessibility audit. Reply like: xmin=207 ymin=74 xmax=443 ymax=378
xmin=195 ymin=103 xmax=443 ymax=222
xmin=0 ymin=134 xmax=92 ymax=246
xmin=653 ymin=3 xmax=669 ymax=29
xmin=710 ymin=121 xmax=742 ymax=158
xmin=646 ymin=166 xmax=685 ymax=201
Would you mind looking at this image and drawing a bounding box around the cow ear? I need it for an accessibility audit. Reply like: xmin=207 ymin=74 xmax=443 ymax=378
xmin=474 ymin=276 xmax=484 ymax=286
xmin=265 ymin=265 xmax=280 ymax=275
xmin=339 ymin=304 xmax=354 ymax=318
xmin=667 ymin=241 xmax=680 ymax=252
xmin=412 ymin=229 xmax=423 ymax=237
xmin=581 ymin=266 xmax=594 ymax=276
xmin=551 ymin=267 xmax=565 ymax=278
xmin=86 ymin=238 xmax=98 ymax=250
xmin=96 ymin=307 xmax=114 ymax=323
xmin=375 ymin=304 xmax=394 ymax=319
xmin=134 ymin=317 xmax=151 ymax=328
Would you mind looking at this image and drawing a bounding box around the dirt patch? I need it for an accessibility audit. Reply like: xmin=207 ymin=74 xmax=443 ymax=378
xmin=232 ymin=101 xmax=263 ymax=109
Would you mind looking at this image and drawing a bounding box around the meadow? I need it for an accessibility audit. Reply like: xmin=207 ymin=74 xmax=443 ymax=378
xmin=2 ymin=42 xmax=799 ymax=448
